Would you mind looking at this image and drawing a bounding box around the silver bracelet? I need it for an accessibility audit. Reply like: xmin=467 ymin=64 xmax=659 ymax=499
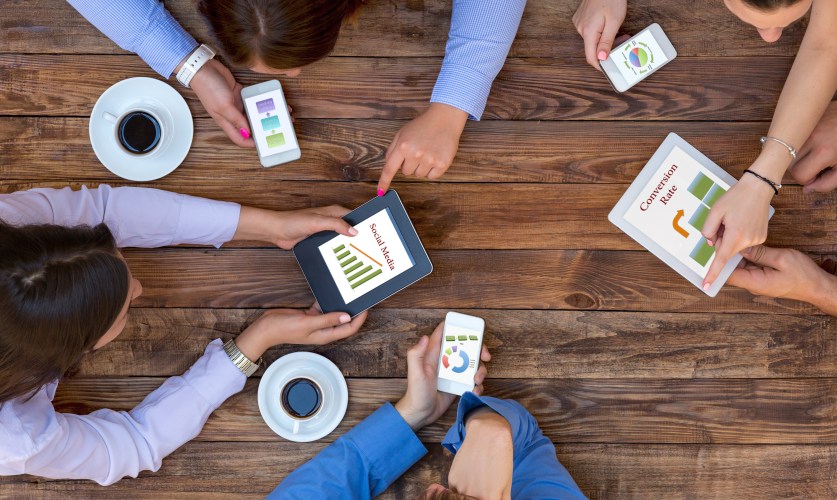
xmin=760 ymin=136 xmax=797 ymax=161
xmin=222 ymin=339 xmax=261 ymax=377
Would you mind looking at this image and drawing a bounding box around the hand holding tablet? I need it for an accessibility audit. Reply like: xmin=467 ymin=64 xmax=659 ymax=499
xmin=609 ymin=133 xmax=775 ymax=297
xmin=294 ymin=190 xmax=433 ymax=316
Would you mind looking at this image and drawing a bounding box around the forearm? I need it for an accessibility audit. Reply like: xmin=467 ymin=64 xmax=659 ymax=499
xmin=232 ymin=206 xmax=278 ymax=243
xmin=755 ymin=3 xmax=837 ymax=181
xmin=809 ymin=268 xmax=837 ymax=316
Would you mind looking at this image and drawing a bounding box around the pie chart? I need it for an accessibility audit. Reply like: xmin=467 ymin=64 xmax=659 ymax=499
xmin=629 ymin=47 xmax=649 ymax=68
xmin=442 ymin=345 xmax=470 ymax=374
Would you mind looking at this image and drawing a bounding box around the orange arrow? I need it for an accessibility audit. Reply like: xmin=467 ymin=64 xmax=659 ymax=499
xmin=672 ymin=209 xmax=689 ymax=238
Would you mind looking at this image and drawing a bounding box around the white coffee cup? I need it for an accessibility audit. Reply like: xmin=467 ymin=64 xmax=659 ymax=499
xmin=99 ymin=100 xmax=174 ymax=158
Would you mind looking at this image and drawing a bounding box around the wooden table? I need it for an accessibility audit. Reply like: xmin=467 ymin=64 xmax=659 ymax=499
xmin=3 ymin=0 xmax=836 ymax=497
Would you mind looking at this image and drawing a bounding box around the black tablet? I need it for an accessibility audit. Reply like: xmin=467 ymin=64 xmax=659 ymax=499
xmin=293 ymin=190 xmax=433 ymax=316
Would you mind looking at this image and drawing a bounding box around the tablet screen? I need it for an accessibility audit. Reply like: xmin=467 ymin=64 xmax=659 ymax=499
xmin=611 ymin=29 xmax=670 ymax=86
xmin=318 ymin=208 xmax=416 ymax=304
xmin=623 ymin=145 xmax=730 ymax=277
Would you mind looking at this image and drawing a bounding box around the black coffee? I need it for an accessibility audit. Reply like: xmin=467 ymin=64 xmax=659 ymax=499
xmin=118 ymin=111 xmax=161 ymax=154
xmin=281 ymin=378 xmax=322 ymax=419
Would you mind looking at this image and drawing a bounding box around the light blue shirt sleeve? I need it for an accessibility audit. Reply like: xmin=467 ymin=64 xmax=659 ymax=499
xmin=67 ymin=0 xmax=198 ymax=78
xmin=431 ymin=0 xmax=528 ymax=120
xmin=268 ymin=403 xmax=428 ymax=499
xmin=442 ymin=393 xmax=587 ymax=499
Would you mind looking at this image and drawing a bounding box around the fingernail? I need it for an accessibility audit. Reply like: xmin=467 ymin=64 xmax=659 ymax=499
xmin=339 ymin=314 xmax=350 ymax=324
xmin=349 ymin=227 xmax=358 ymax=236
xmin=703 ymin=282 xmax=711 ymax=291
xmin=239 ymin=128 xmax=250 ymax=139
xmin=598 ymin=50 xmax=608 ymax=60
xmin=377 ymin=189 xmax=385 ymax=197
xmin=707 ymin=240 xmax=714 ymax=247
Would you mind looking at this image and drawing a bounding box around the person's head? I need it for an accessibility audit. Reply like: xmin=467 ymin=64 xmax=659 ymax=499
xmin=196 ymin=0 xmax=365 ymax=76
xmin=723 ymin=0 xmax=813 ymax=42
xmin=421 ymin=487 xmax=477 ymax=499
xmin=0 ymin=222 xmax=142 ymax=403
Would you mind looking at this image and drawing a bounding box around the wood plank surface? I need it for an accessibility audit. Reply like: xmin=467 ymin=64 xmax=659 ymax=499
xmin=2 ymin=0 xmax=806 ymax=57
xmin=0 ymin=55 xmax=792 ymax=121
xmin=50 ymin=377 xmax=837 ymax=445
xmin=0 ymin=117 xmax=811 ymax=185
xmin=75 ymin=308 xmax=837 ymax=379
xmin=3 ymin=443 xmax=836 ymax=499
xmin=115 ymin=248 xmax=821 ymax=314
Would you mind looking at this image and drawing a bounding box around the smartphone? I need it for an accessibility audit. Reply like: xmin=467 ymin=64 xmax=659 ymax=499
xmin=437 ymin=312 xmax=485 ymax=396
xmin=241 ymin=80 xmax=301 ymax=167
xmin=599 ymin=23 xmax=677 ymax=93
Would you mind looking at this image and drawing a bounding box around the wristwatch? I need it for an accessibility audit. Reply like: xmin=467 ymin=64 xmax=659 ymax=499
xmin=222 ymin=339 xmax=261 ymax=377
xmin=175 ymin=44 xmax=216 ymax=89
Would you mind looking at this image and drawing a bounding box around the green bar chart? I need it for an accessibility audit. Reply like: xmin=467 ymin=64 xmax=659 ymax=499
xmin=333 ymin=244 xmax=384 ymax=289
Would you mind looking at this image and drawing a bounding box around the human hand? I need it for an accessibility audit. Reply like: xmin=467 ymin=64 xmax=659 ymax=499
xmin=234 ymin=303 xmax=368 ymax=361
xmin=729 ymin=245 xmax=836 ymax=308
xmin=395 ymin=322 xmax=491 ymax=431
xmin=791 ymin=100 xmax=837 ymax=194
xmin=573 ymin=0 xmax=628 ymax=70
xmin=234 ymin=205 xmax=358 ymax=249
xmin=376 ymin=103 xmax=468 ymax=195
xmin=444 ymin=407 xmax=514 ymax=500
xmin=701 ymin=173 xmax=774 ymax=290
xmin=189 ymin=59 xmax=255 ymax=148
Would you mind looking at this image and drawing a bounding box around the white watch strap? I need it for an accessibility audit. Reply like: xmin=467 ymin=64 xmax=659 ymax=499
xmin=176 ymin=44 xmax=216 ymax=88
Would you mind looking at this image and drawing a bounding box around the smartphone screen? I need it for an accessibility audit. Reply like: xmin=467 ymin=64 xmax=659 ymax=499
xmin=609 ymin=28 xmax=671 ymax=87
xmin=439 ymin=323 xmax=483 ymax=387
xmin=243 ymin=88 xmax=299 ymax=156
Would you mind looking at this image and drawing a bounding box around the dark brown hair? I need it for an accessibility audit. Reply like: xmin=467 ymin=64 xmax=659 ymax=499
xmin=742 ymin=0 xmax=806 ymax=10
xmin=197 ymin=0 xmax=365 ymax=70
xmin=0 ymin=222 xmax=130 ymax=402
xmin=421 ymin=488 xmax=477 ymax=500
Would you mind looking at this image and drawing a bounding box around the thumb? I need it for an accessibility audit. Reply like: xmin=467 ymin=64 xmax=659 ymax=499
xmin=727 ymin=266 xmax=758 ymax=290
xmin=597 ymin=19 xmax=620 ymax=60
xmin=741 ymin=245 xmax=786 ymax=269
xmin=313 ymin=214 xmax=358 ymax=237
xmin=221 ymin=106 xmax=256 ymax=148
xmin=306 ymin=311 xmax=352 ymax=332
xmin=803 ymin=168 xmax=837 ymax=194
xmin=406 ymin=335 xmax=430 ymax=370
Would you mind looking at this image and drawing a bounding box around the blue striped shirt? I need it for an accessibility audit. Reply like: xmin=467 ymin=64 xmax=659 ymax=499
xmin=67 ymin=0 xmax=527 ymax=118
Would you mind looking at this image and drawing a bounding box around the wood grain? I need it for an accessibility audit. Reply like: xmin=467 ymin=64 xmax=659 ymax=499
xmin=3 ymin=0 xmax=806 ymax=57
xmin=0 ymin=180 xmax=833 ymax=254
xmin=113 ymin=248 xmax=821 ymax=314
xmin=0 ymin=117 xmax=806 ymax=184
xmin=3 ymin=443 xmax=836 ymax=499
xmin=0 ymin=55 xmax=792 ymax=121
xmin=75 ymin=308 xmax=837 ymax=379
xmin=50 ymin=377 xmax=837 ymax=445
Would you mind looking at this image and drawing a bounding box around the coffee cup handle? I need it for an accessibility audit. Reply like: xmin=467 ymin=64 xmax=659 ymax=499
xmin=103 ymin=112 xmax=118 ymax=123
xmin=292 ymin=420 xmax=300 ymax=434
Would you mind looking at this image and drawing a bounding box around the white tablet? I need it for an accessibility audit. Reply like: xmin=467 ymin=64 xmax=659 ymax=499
xmin=608 ymin=133 xmax=775 ymax=297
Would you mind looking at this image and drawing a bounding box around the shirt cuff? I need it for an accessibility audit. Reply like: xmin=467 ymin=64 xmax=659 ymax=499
xmin=182 ymin=339 xmax=247 ymax=407
xmin=175 ymin=195 xmax=241 ymax=248
xmin=442 ymin=393 xmax=522 ymax=454
xmin=430 ymin=63 xmax=495 ymax=121
xmin=134 ymin=10 xmax=199 ymax=78
xmin=346 ymin=403 xmax=428 ymax=485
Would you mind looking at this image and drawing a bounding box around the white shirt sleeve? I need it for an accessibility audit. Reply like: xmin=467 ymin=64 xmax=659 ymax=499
xmin=0 ymin=185 xmax=241 ymax=248
xmin=0 ymin=340 xmax=245 ymax=485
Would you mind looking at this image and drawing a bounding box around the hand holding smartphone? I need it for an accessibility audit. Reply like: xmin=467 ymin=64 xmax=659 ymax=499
xmin=437 ymin=312 xmax=485 ymax=396
xmin=241 ymin=80 xmax=301 ymax=167
xmin=600 ymin=23 xmax=677 ymax=93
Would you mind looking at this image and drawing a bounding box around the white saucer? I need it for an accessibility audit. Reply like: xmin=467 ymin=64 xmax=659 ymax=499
xmin=258 ymin=352 xmax=349 ymax=442
xmin=89 ymin=77 xmax=193 ymax=182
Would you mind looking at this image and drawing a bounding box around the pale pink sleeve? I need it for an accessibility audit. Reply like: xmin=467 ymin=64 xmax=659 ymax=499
xmin=0 ymin=185 xmax=241 ymax=248
xmin=9 ymin=340 xmax=245 ymax=485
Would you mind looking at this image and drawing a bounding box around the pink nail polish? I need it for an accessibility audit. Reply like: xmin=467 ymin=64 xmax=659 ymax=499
xmin=377 ymin=189 xmax=385 ymax=197
xmin=239 ymin=128 xmax=250 ymax=139
xmin=598 ymin=50 xmax=608 ymax=60
xmin=707 ymin=240 xmax=714 ymax=247
xmin=703 ymin=282 xmax=711 ymax=291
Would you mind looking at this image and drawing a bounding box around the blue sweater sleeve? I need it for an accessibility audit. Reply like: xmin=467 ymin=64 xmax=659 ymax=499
xmin=268 ymin=403 xmax=428 ymax=499
xmin=67 ymin=0 xmax=198 ymax=77
xmin=430 ymin=0 xmax=528 ymax=120
xmin=442 ymin=393 xmax=587 ymax=499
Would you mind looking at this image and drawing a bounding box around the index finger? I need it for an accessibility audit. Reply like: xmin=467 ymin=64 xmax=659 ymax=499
xmin=377 ymin=148 xmax=404 ymax=195
xmin=703 ymin=234 xmax=739 ymax=290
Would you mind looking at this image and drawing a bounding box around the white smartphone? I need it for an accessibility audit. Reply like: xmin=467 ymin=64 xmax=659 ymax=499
xmin=241 ymin=80 xmax=301 ymax=167
xmin=600 ymin=23 xmax=677 ymax=93
xmin=437 ymin=312 xmax=485 ymax=396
